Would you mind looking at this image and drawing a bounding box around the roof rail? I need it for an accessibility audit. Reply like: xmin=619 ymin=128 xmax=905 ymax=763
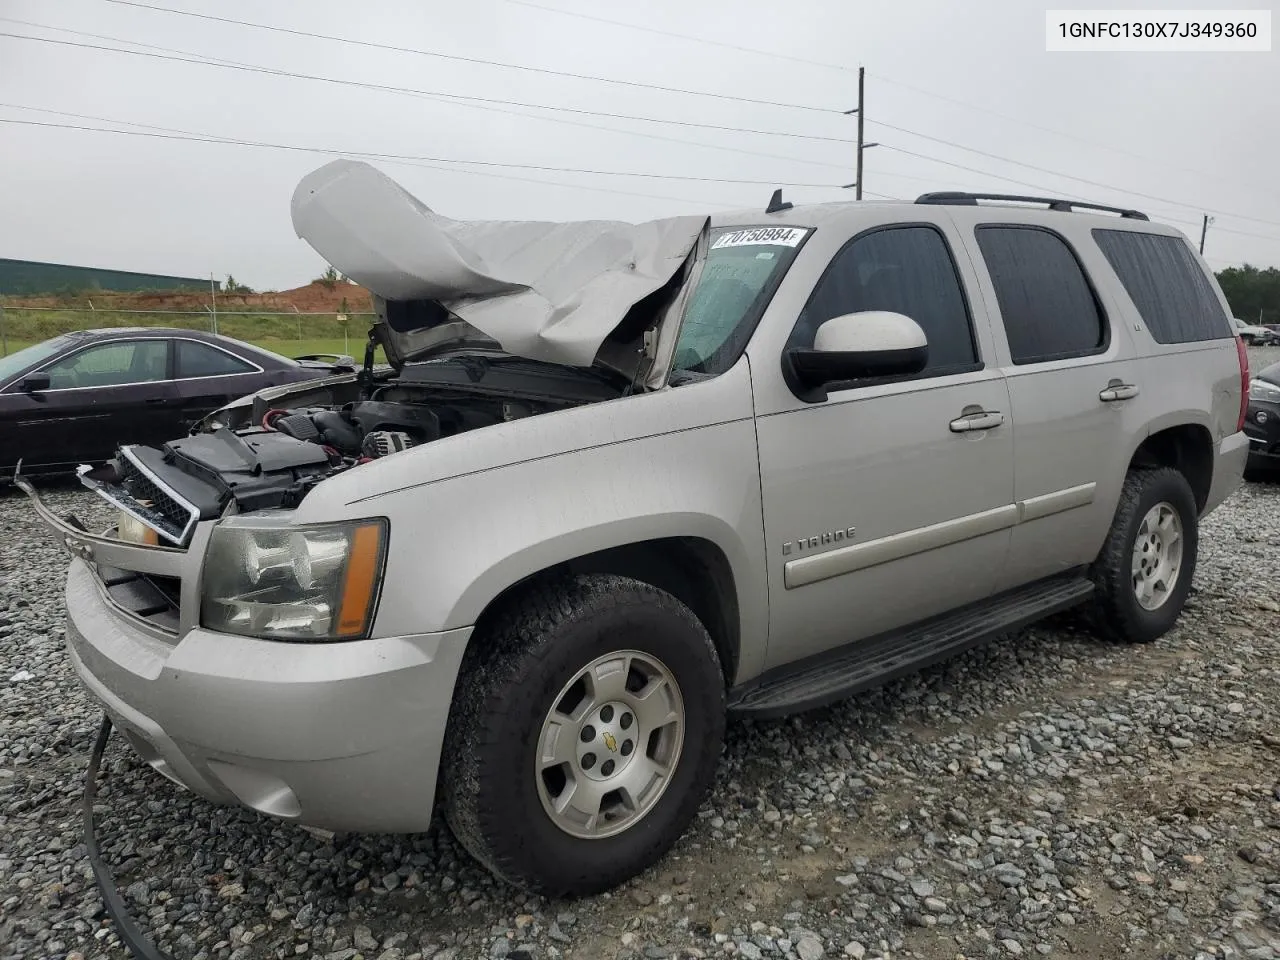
xmin=915 ymin=191 xmax=1149 ymax=221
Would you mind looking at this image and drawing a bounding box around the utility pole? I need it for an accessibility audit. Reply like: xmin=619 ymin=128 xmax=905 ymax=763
xmin=1199 ymin=214 xmax=1214 ymax=254
xmin=209 ymin=273 xmax=218 ymax=335
xmin=855 ymin=66 xmax=865 ymax=201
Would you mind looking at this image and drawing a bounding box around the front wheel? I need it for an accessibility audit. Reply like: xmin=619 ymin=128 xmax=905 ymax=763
xmin=441 ymin=574 xmax=726 ymax=897
xmin=1088 ymin=467 xmax=1199 ymax=643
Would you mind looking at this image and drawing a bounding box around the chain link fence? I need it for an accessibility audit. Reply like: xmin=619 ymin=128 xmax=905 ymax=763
xmin=0 ymin=305 xmax=378 ymax=358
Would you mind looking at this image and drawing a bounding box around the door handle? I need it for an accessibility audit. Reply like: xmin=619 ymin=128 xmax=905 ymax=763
xmin=1099 ymin=383 xmax=1140 ymax=402
xmin=949 ymin=410 xmax=1005 ymax=432
xmin=144 ymin=397 xmax=168 ymax=405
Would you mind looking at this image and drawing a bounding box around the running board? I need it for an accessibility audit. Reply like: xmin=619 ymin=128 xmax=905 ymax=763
xmin=728 ymin=575 xmax=1095 ymax=718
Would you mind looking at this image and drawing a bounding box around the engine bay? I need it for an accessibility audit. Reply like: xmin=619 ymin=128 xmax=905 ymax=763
xmin=79 ymin=377 xmax=601 ymax=537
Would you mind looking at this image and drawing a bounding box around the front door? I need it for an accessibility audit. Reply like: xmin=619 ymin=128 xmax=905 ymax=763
xmin=753 ymin=223 xmax=1015 ymax=668
xmin=17 ymin=338 xmax=176 ymax=469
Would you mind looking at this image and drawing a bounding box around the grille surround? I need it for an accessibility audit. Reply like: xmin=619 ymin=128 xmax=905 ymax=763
xmin=79 ymin=446 xmax=202 ymax=547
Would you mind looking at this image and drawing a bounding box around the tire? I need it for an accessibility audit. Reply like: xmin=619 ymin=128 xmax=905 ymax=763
xmin=1088 ymin=467 xmax=1199 ymax=644
xmin=440 ymin=574 xmax=726 ymax=897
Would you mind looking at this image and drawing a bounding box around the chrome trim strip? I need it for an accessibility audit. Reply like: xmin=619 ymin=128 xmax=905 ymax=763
xmin=784 ymin=504 xmax=1020 ymax=589
xmin=783 ymin=481 xmax=1102 ymax=590
xmin=1 ymin=335 xmax=266 ymax=393
xmin=16 ymin=476 xmax=186 ymax=575
xmin=107 ymin=446 xmax=201 ymax=547
xmin=1017 ymin=482 xmax=1096 ymax=523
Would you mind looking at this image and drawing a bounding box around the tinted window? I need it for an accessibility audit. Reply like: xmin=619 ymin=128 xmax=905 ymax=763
xmin=176 ymin=340 xmax=256 ymax=377
xmin=975 ymin=226 xmax=1106 ymax=364
xmin=791 ymin=226 xmax=977 ymax=374
xmin=1092 ymin=230 xmax=1232 ymax=343
xmin=45 ymin=340 xmax=168 ymax=388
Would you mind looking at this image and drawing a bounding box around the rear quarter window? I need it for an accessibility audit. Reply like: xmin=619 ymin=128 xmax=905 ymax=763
xmin=1091 ymin=230 xmax=1232 ymax=343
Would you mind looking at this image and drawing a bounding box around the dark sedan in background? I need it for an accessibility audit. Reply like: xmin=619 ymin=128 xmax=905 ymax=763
xmin=0 ymin=328 xmax=352 ymax=476
xmin=1245 ymin=358 xmax=1280 ymax=478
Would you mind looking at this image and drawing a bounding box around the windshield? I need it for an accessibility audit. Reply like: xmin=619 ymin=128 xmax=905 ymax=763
xmin=0 ymin=335 xmax=75 ymax=386
xmin=671 ymin=225 xmax=810 ymax=378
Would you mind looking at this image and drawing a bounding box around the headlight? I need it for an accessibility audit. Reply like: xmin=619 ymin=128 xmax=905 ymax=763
xmin=1250 ymin=378 xmax=1280 ymax=403
xmin=201 ymin=518 xmax=388 ymax=641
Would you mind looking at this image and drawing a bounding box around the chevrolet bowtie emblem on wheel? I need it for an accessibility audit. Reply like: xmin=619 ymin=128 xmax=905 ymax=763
xmin=602 ymin=731 xmax=618 ymax=753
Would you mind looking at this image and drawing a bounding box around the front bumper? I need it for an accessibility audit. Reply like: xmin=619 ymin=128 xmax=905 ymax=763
xmin=65 ymin=559 xmax=471 ymax=833
xmin=1244 ymin=399 xmax=1280 ymax=467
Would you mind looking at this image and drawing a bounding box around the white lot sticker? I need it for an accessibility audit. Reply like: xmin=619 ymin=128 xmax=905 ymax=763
xmin=712 ymin=227 xmax=808 ymax=249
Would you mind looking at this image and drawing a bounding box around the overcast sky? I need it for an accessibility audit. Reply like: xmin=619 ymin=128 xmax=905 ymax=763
xmin=1 ymin=0 xmax=1276 ymax=291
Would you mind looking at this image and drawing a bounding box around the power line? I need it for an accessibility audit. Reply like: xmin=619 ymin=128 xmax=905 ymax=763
xmin=0 ymin=114 xmax=844 ymax=188
xmin=0 ymin=16 xmax=851 ymax=145
xmin=503 ymin=0 xmax=851 ymax=72
xmin=0 ymin=29 xmax=851 ymax=172
xmin=102 ymin=0 xmax=843 ymax=114
xmin=478 ymin=4 xmax=1277 ymax=206
xmin=869 ymin=119 xmax=1280 ymax=230
xmin=870 ymin=71 xmax=1280 ymax=201
xmin=0 ymin=114 xmax=728 ymax=208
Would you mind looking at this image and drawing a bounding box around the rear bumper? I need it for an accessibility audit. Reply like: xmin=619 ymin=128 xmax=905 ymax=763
xmin=1204 ymin=431 xmax=1249 ymax=513
xmin=65 ymin=558 xmax=471 ymax=833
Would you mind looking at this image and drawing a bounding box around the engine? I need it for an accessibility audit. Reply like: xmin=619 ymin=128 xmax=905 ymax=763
xmin=258 ymin=396 xmax=540 ymax=462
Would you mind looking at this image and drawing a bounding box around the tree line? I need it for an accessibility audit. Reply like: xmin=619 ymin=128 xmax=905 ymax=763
xmin=1216 ymin=265 xmax=1280 ymax=325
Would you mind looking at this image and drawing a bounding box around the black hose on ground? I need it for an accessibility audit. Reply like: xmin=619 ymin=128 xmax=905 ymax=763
xmin=84 ymin=714 xmax=174 ymax=960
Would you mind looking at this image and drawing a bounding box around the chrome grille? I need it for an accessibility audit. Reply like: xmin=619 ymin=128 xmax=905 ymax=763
xmin=80 ymin=446 xmax=201 ymax=547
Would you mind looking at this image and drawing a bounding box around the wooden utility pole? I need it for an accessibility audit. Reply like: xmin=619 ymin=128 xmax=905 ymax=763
xmin=855 ymin=66 xmax=866 ymax=201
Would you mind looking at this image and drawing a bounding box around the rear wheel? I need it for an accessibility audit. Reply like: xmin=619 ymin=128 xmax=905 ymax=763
xmin=441 ymin=574 xmax=725 ymax=897
xmin=1088 ymin=467 xmax=1198 ymax=643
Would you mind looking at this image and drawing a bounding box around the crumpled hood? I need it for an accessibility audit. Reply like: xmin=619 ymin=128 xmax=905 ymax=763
xmin=290 ymin=159 xmax=708 ymax=372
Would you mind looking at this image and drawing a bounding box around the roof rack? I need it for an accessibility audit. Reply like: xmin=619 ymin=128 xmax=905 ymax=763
xmin=914 ymin=191 xmax=1149 ymax=221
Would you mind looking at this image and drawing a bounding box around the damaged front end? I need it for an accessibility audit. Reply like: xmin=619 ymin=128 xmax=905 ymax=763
xmin=24 ymin=156 xmax=708 ymax=553
xmin=68 ymin=353 xmax=619 ymax=548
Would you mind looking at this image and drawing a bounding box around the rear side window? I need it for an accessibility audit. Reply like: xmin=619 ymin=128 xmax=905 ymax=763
xmin=1092 ymin=230 xmax=1232 ymax=343
xmin=791 ymin=225 xmax=978 ymax=375
xmin=975 ymin=226 xmax=1107 ymax=365
xmin=176 ymin=340 xmax=256 ymax=377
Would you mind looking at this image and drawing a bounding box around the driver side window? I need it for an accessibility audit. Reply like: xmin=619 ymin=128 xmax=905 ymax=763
xmin=790 ymin=225 xmax=979 ymax=377
xmin=45 ymin=340 xmax=170 ymax=389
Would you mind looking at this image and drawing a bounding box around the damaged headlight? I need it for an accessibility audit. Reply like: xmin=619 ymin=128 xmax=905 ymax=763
xmin=200 ymin=518 xmax=388 ymax=641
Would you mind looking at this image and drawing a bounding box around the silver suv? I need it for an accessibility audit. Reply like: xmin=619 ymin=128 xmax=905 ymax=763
xmin=25 ymin=164 xmax=1251 ymax=897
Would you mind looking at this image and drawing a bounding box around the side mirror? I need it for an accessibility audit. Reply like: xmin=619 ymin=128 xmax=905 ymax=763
xmin=19 ymin=372 xmax=51 ymax=393
xmin=786 ymin=311 xmax=928 ymax=401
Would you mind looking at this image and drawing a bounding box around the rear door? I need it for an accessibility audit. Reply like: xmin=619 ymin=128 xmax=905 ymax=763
xmin=173 ymin=338 xmax=266 ymax=432
xmin=16 ymin=338 xmax=176 ymax=468
xmin=958 ymin=216 xmax=1141 ymax=586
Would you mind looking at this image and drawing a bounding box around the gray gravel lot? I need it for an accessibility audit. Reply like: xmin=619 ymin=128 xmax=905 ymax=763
xmin=3 ymin=355 xmax=1280 ymax=960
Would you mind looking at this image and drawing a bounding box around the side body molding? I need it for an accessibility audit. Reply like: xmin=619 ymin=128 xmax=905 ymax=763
xmin=784 ymin=483 xmax=1097 ymax=590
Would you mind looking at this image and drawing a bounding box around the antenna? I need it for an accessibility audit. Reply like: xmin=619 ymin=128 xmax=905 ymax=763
xmin=766 ymin=189 xmax=793 ymax=214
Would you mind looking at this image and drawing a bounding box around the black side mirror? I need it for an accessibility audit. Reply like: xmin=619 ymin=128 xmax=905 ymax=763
xmin=20 ymin=372 xmax=51 ymax=393
xmin=785 ymin=311 xmax=928 ymax=402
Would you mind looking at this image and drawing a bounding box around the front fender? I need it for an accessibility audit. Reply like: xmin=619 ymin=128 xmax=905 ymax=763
xmin=355 ymin=416 xmax=769 ymax=683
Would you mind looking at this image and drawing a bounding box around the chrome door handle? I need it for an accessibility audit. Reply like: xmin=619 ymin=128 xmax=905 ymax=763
xmin=950 ymin=410 xmax=1005 ymax=432
xmin=1099 ymin=383 xmax=1140 ymax=402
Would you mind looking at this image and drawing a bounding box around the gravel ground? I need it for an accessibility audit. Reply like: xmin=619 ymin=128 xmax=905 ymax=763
xmin=3 ymin=360 xmax=1280 ymax=960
